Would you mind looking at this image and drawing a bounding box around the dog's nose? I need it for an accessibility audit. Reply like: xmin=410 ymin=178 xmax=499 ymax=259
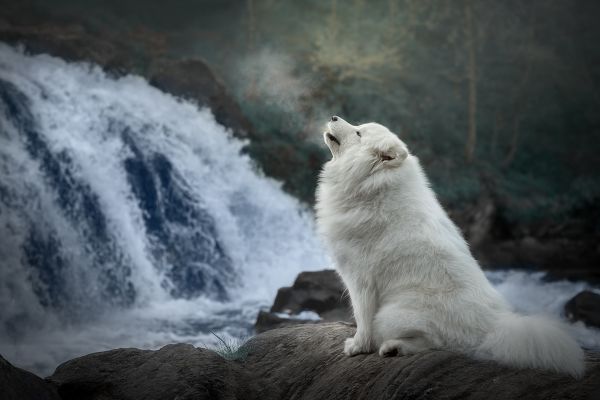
xmin=331 ymin=116 xmax=338 ymax=122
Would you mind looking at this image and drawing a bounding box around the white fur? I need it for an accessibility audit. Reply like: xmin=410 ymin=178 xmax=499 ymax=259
xmin=315 ymin=117 xmax=584 ymax=378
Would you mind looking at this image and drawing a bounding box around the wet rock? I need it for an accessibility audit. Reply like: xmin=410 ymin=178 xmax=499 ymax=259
xmin=244 ymin=323 xmax=600 ymax=400
xmin=47 ymin=323 xmax=600 ymax=400
xmin=271 ymin=270 xmax=350 ymax=318
xmin=48 ymin=344 xmax=259 ymax=400
xmin=0 ymin=18 xmax=251 ymax=139
xmin=0 ymin=354 xmax=60 ymax=400
xmin=255 ymin=310 xmax=320 ymax=333
xmin=565 ymin=290 xmax=600 ymax=328
xmin=255 ymin=269 xmax=353 ymax=333
xmin=0 ymin=20 xmax=134 ymax=73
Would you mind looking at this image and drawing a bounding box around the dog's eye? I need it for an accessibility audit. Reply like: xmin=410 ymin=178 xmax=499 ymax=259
xmin=356 ymin=131 xmax=361 ymax=137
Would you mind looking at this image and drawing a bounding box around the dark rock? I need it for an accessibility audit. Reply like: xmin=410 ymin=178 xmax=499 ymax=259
xmin=255 ymin=310 xmax=319 ymax=334
xmin=47 ymin=323 xmax=600 ymax=400
xmin=271 ymin=270 xmax=350 ymax=318
xmin=148 ymin=59 xmax=252 ymax=137
xmin=0 ymin=20 xmax=134 ymax=74
xmin=255 ymin=269 xmax=353 ymax=333
xmin=565 ymin=290 xmax=600 ymax=328
xmin=0 ymin=354 xmax=60 ymax=400
xmin=449 ymin=196 xmax=600 ymax=283
xmin=244 ymin=323 xmax=600 ymax=400
xmin=0 ymin=17 xmax=252 ymax=139
xmin=475 ymin=238 xmax=600 ymax=283
xmin=48 ymin=343 xmax=259 ymax=400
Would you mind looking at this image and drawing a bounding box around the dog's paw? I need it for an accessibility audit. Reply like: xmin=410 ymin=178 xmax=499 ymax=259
xmin=378 ymin=340 xmax=404 ymax=357
xmin=343 ymin=337 xmax=371 ymax=356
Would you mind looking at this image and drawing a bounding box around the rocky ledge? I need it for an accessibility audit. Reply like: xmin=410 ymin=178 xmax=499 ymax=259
xmin=1 ymin=355 xmax=60 ymax=400
xmin=256 ymin=270 xmax=600 ymax=332
xmin=3 ymin=323 xmax=599 ymax=400
xmin=255 ymin=269 xmax=352 ymax=333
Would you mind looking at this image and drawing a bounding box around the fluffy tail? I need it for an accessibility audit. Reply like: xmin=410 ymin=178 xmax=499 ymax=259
xmin=476 ymin=312 xmax=585 ymax=379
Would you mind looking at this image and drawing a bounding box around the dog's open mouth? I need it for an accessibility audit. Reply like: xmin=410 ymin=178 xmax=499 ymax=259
xmin=326 ymin=133 xmax=340 ymax=146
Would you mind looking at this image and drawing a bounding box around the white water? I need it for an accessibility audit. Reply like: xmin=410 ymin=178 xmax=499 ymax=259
xmin=0 ymin=44 xmax=328 ymax=375
xmin=486 ymin=271 xmax=600 ymax=349
xmin=0 ymin=44 xmax=598 ymax=377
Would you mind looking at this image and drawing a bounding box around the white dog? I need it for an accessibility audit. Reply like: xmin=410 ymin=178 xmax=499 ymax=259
xmin=315 ymin=116 xmax=584 ymax=378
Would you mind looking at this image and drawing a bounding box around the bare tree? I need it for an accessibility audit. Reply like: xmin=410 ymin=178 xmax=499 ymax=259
xmin=464 ymin=0 xmax=478 ymax=163
xmin=502 ymin=54 xmax=532 ymax=167
xmin=244 ymin=0 xmax=258 ymax=100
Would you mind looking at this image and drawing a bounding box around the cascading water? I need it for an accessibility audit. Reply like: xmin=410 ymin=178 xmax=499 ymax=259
xmin=0 ymin=44 xmax=599 ymax=377
xmin=0 ymin=44 xmax=328 ymax=375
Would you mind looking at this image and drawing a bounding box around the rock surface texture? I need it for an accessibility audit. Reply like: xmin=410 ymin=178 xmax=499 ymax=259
xmin=255 ymin=269 xmax=352 ymax=333
xmin=49 ymin=344 xmax=259 ymax=400
xmin=0 ymin=355 xmax=61 ymax=400
xmin=40 ymin=323 xmax=600 ymax=400
xmin=565 ymin=290 xmax=600 ymax=328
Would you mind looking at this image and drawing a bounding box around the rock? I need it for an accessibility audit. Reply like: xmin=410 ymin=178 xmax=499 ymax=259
xmin=245 ymin=323 xmax=600 ymax=400
xmin=48 ymin=343 xmax=259 ymax=400
xmin=271 ymin=270 xmax=351 ymax=318
xmin=475 ymin=238 xmax=600 ymax=283
xmin=0 ymin=17 xmax=252 ymax=139
xmin=255 ymin=269 xmax=353 ymax=333
xmin=0 ymin=354 xmax=60 ymax=400
xmin=47 ymin=323 xmax=600 ymax=400
xmin=0 ymin=20 xmax=134 ymax=74
xmin=255 ymin=310 xmax=320 ymax=333
xmin=148 ymin=59 xmax=252 ymax=137
xmin=565 ymin=290 xmax=600 ymax=328
xmin=449 ymin=196 xmax=600 ymax=284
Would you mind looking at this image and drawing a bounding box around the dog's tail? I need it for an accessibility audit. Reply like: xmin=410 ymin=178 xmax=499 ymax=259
xmin=476 ymin=312 xmax=584 ymax=379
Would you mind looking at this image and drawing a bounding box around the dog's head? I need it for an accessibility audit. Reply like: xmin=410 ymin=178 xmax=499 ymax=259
xmin=323 ymin=116 xmax=409 ymax=175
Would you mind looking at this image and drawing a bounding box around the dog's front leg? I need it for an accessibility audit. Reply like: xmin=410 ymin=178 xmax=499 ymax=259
xmin=344 ymin=280 xmax=377 ymax=356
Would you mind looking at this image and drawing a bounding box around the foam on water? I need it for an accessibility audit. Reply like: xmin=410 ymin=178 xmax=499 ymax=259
xmin=0 ymin=44 xmax=598 ymax=377
xmin=487 ymin=271 xmax=600 ymax=349
xmin=0 ymin=44 xmax=327 ymax=375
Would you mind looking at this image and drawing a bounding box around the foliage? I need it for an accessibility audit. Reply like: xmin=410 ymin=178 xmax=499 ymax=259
xmin=209 ymin=331 xmax=252 ymax=361
xmin=223 ymin=0 xmax=600 ymax=227
xmin=18 ymin=0 xmax=600 ymax=225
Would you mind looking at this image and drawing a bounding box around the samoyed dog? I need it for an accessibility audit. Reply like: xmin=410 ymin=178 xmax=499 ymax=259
xmin=315 ymin=116 xmax=584 ymax=378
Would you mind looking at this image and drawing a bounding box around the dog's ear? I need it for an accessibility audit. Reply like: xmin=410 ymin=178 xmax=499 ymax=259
xmin=377 ymin=143 xmax=408 ymax=168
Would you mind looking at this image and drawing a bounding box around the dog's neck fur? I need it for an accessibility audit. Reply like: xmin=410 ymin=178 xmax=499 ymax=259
xmin=317 ymin=154 xmax=438 ymax=223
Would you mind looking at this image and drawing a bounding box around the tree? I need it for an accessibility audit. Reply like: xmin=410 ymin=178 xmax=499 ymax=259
xmin=464 ymin=0 xmax=478 ymax=163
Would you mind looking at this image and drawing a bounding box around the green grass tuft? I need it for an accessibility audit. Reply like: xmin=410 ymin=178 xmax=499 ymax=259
xmin=209 ymin=331 xmax=252 ymax=361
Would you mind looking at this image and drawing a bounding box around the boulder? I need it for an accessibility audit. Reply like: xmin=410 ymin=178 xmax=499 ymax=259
xmin=47 ymin=323 xmax=600 ymax=400
xmin=255 ymin=269 xmax=353 ymax=333
xmin=0 ymin=354 xmax=60 ymax=400
xmin=48 ymin=344 xmax=259 ymax=400
xmin=565 ymin=290 xmax=600 ymax=328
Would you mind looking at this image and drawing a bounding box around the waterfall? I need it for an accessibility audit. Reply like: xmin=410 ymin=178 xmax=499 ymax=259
xmin=1 ymin=43 xmax=598 ymax=377
xmin=0 ymin=43 xmax=328 ymax=375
